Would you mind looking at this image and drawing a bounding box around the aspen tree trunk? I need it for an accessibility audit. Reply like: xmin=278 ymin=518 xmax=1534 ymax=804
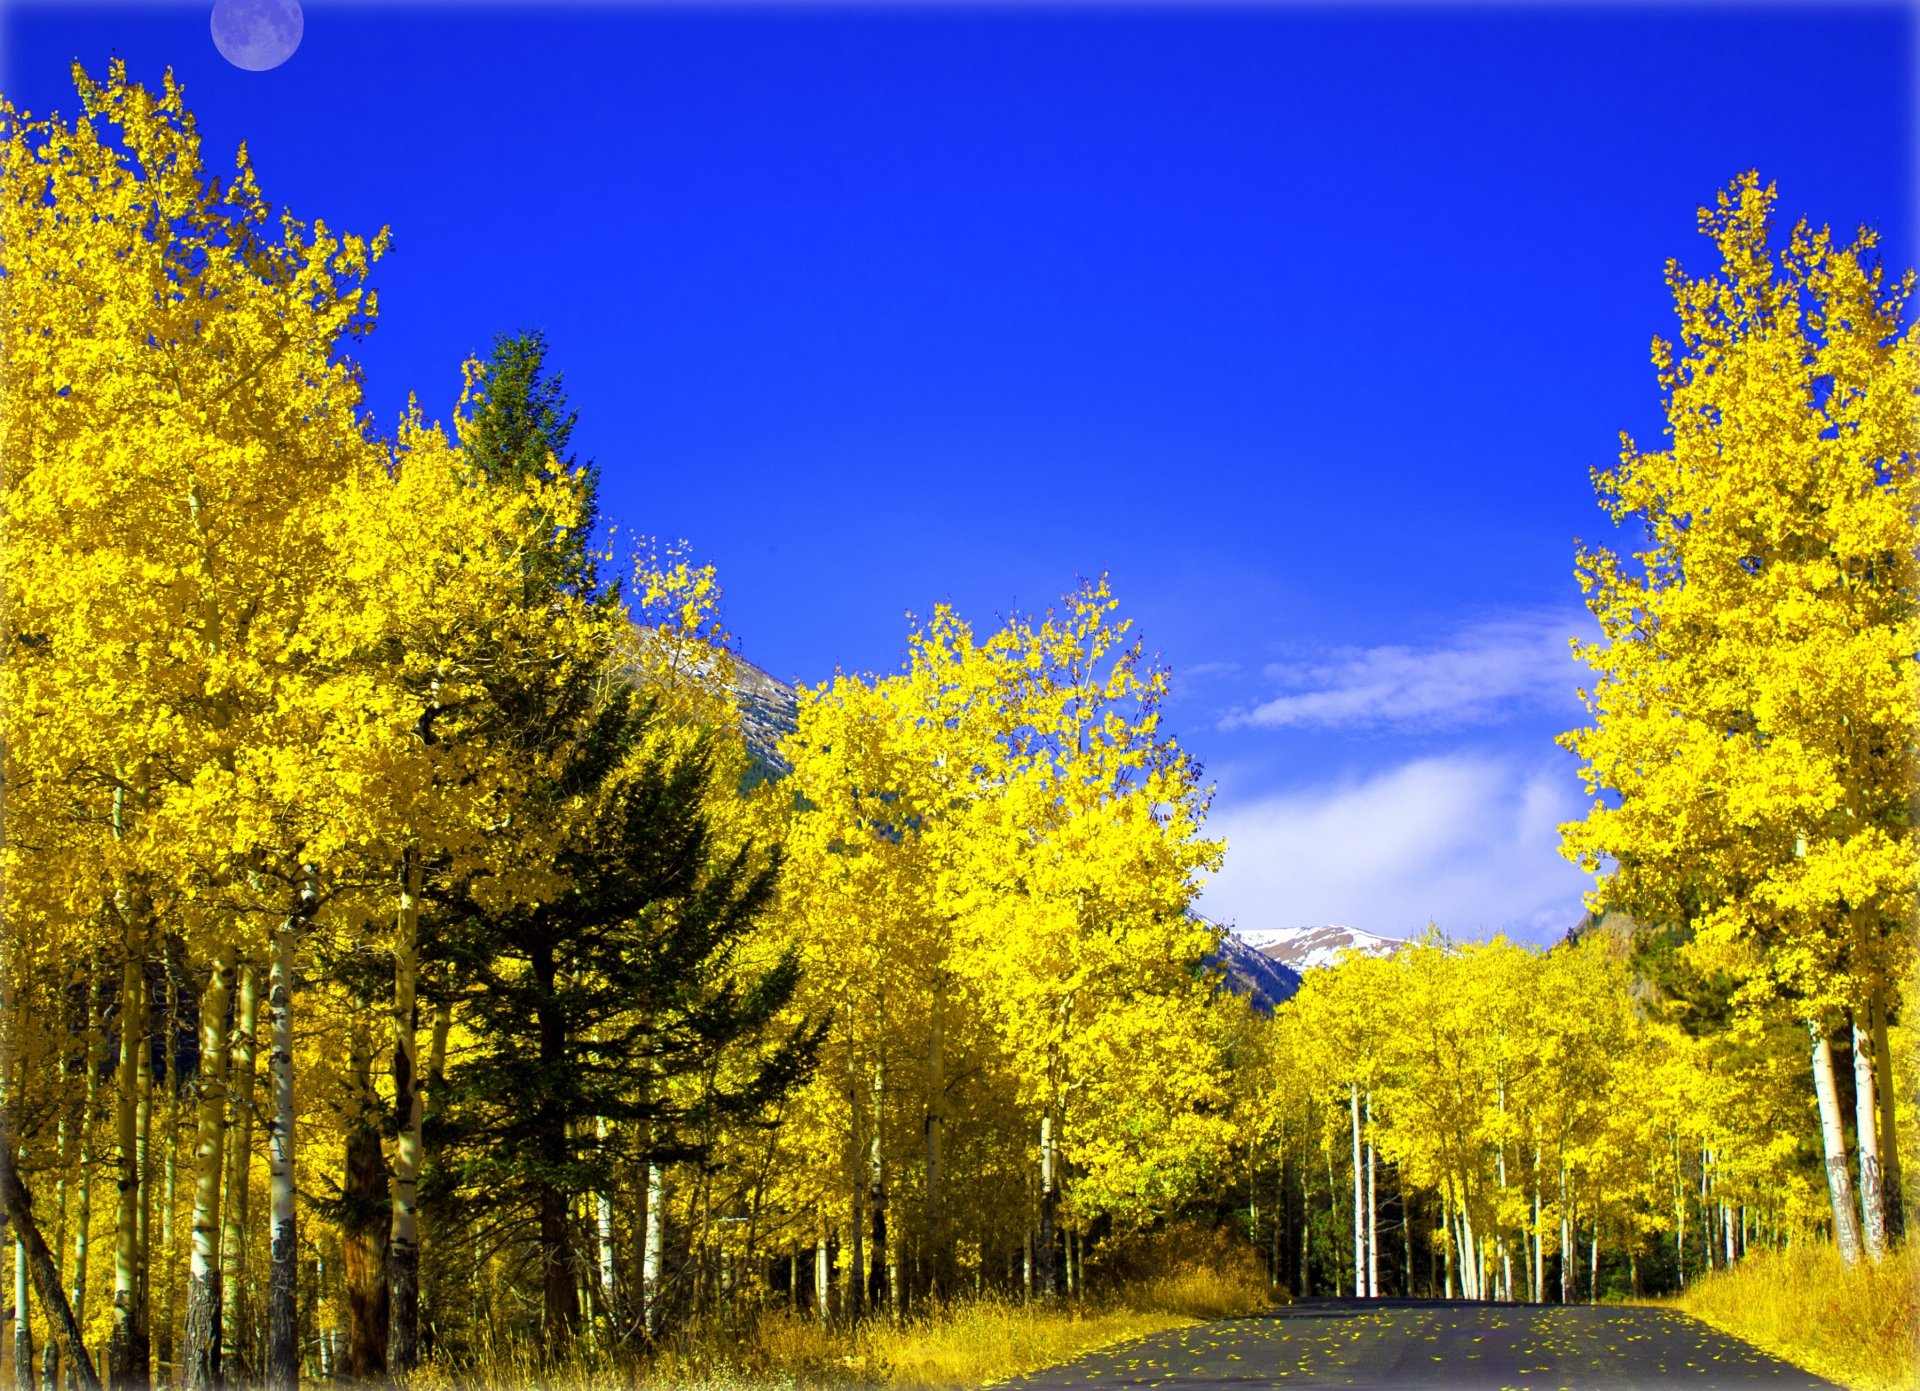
xmin=109 ymin=913 xmax=148 ymax=1391
xmin=1700 ymin=1147 xmax=1714 ymax=1272
xmin=386 ymin=851 xmax=425 ymax=1373
xmin=1036 ymin=1113 xmax=1057 ymax=1299
xmin=1298 ymin=1164 xmax=1310 ymax=1297
xmin=40 ymin=1107 xmax=71 ymax=1391
xmin=17 ymin=1230 xmax=33 ymax=1391
xmin=923 ymin=972 xmax=945 ymax=1300
xmin=1809 ymin=1021 xmax=1864 ymax=1265
xmin=643 ymin=1164 xmax=667 ymax=1338
xmin=1400 ymin=1172 xmax=1413 ymax=1297
xmin=265 ymin=881 xmax=304 ymax=1391
xmin=1440 ymin=1197 xmax=1453 ymax=1299
xmin=182 ymin=943 xmax=236 ymax=1391
xmin=219 ymin=961 xmax=258 ymax=1381
xmin=155 ymin=962 xmax=179 ymax=1387
xmin=1364 ymin=1093 xmax=1377 ymax=1300
xmin=1868 ymin=989 xmax=1903 ymax=1235
xmin=1348 ymin=1084 xmax=1364 ymax=1299
xmin=595 ymin=1119 xmax=616 ymax=1333
xmin=845 ymin=1008 xmax=864 ymax=1320
xmin=1558 ymin=1160 xmax=1570 ymax=1304
xmin=1850 ymin=1015 xmax=1887 ymax=1260
xmin=867 ymin=1064 xmax=886 ymax=1316
xmin=1459 ymin=1203 xmax=1479 ymax=1302
xmin=812 ymin=1224 xmax=828 ymax=1326
xmin=132 ymin=979 xmax=152 ymax=1385
xmin=341 ymin=999 xmax=387 ymax=1381
xmin=0 ymin=1129 xmax=101 ymax=1391
xmin=1531 ymin=1150 xmax=1543 ymax=1305
xmin=70 ymin=985 xmax=103 ymax=1369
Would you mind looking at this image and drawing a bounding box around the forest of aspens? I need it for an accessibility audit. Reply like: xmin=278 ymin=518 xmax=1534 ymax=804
xmin=0 ymin=63 xmax=1915 ymax=1391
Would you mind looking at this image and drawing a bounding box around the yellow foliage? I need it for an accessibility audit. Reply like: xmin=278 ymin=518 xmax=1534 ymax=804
xmin=1672 ymin=1243 xmax=1917 ymax=1391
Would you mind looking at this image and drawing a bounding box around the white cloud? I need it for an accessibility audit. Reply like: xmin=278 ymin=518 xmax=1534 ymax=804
xmin=1222 ymin=610 xmax=1589 ymax=732
xmin=1197 ymin=753 xmax=1594 ymax=945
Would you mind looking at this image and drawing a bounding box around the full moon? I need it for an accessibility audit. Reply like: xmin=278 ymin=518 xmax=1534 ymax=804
xmin=210 ymin=0 xmax=303 ymax=73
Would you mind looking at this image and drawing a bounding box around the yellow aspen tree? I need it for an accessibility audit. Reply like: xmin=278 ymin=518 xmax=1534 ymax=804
xmin=3 ymin=61 xmax=386 ymax=1389
xmin=1562 ymin=173 xmax=1918 ymax=1264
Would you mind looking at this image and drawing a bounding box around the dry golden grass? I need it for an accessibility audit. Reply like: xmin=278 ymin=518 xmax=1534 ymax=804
xmin=1668 ymin=1241 xmax=1918 ymax=1391
xmin=410 ymin=1238 xmax=1272 ymax=1390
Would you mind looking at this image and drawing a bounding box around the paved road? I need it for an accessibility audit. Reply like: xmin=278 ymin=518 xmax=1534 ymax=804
xmin=1006 ymin=1299 xmax=1839 ymax=1391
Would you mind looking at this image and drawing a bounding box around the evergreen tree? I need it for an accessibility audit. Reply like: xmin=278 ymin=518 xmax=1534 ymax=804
xmin=433 ymin=687 xmax=818 ymax=1348
xmin=459 ymin=329 xmax=602 ymax=598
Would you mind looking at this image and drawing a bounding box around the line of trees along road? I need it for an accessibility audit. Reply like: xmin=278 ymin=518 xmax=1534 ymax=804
xmin=0 ymin=65 xmax=1911 ymax=1391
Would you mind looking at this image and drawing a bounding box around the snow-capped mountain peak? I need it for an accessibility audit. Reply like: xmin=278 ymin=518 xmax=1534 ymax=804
xmin=1234 ymin=924 xmax=1406 ymax=972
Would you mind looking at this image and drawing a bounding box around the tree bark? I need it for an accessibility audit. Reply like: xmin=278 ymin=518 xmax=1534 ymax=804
xmin=386 ymin=850 xmax=425 ymax=1374
xmin=923 ymin=972 xmax=945 ymax=1301
xmin=0 ymin=1131 xmax=101 ymax=1391
xmin=69 ymin=983 xmax=104 ymax=1364
xmin=1036 ymin=1113 xmax=1057 ymax=1299
xmin=109 ymin=908 xmax=148 ymax=1391
xmin=219 ymin=959 xmax=259 ymax=1380
xmin=16 ymin=1227 xmax=34 ymax=1391
xmin=265 ymin=885 xmax=304 ymax=1391
xmin=40 ymin=1104 xmax=72 ymax=1391
xmin=1850 ymin=1014 xmax=1887 ymax=1260
xmin=182 ymin=942 xmax=236 ymax=1391
xmin=1348 ymin=1084 xmax=1364 ymax=1299
xmin=342 ymin=998 xmax=388 ymax=1381
xmin=1810 ymin=1020 xmax=1864 ymax=1265
xmin=1531 ymin=1148 xmax=1544 ymax=1305
xmin=132 ymin=1000 xmax=151 ymax=1384
xmin=867 ymin=1063 xmax=887 ymax=1316
xmin=811 ymin=1222 xmax=827 ymax=1326
xmin=1868 ymin=988 xmax=1903 ymax=1236
xmin=1364 ymin=1092 xmax=1378 ymax=1300
xmin=643 ymin=1163 xmax=668 ymax=1338
xmin=594 ymin=1118 xmax=616 ymax=1334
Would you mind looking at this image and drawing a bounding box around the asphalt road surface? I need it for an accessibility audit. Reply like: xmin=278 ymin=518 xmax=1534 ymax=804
xmin=1004 ymin=1299 xmax=1839 ymax=1391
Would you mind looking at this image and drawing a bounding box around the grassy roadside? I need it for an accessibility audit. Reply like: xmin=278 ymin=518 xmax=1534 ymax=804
xmin=1665 ymin=1243 xmax=1916 ymax=1391
xmin=411 ymin=1255 xmax=1274 ymax=1390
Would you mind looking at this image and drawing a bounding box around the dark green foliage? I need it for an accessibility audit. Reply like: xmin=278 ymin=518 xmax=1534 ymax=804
xmin=427 ymin=685 xmax=819 ymax=1340
xmin=461 ymin=328 xmax=601 ymax=599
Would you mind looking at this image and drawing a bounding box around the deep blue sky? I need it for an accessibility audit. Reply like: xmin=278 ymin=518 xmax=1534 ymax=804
xmin=7 ymin=2 xmax=1914 ymax=941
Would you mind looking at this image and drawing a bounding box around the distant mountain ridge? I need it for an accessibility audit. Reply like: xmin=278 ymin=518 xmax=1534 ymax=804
xmin=1208 ymin=929 xmax=1303 ymax=1010
xmin=1238 ymin=924 xmax=1406 ymax=972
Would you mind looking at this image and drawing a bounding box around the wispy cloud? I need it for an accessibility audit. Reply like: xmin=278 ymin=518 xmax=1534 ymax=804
xmin=1196 ymin=753 xmax=1593 ymax=945
xmin=1221 ymin=610 xmax=1589 ymax=732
